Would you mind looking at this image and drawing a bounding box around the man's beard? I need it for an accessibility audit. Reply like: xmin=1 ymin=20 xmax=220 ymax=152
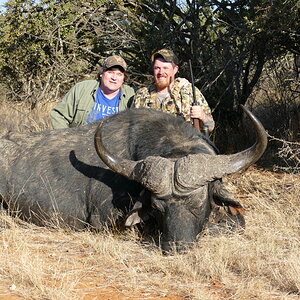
xmin=155 ymin=76 xmax=171 ymax=90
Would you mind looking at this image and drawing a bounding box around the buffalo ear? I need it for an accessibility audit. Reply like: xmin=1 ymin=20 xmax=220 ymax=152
xmin=125 ymin=211 xmax=142 ymax=226
xmin=125 ymin=201 xmax=143 ymax=226
xmin=228 ymin=206 xmax=246 ymax=216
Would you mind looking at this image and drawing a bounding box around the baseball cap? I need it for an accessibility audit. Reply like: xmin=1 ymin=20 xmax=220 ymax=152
xmin=151 ymin=49 xmax=178 ymax=65
xmin=102 ymin=55 xmax=127 ymax=72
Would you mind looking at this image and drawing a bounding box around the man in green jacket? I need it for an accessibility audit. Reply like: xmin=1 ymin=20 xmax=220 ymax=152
xmin=50 ymin=55 xmax=135 ymax=129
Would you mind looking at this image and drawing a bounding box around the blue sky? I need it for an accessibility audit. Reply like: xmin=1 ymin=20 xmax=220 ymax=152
xmin=0 ymin=0 xmax=7 ymax=11
xmin=0 ymin=0 xmax=6 ymax=11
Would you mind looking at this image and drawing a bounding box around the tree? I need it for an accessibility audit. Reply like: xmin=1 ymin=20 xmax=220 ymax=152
xmin=0 ymin=0 xmax=138 ymax=106
xmin=127 ymin=0 xmax=299 ymax=149
xmin=130 ymin=0 xmax=299 ymax=107
xmin=0 ymin=0 xmax=298 ymax=148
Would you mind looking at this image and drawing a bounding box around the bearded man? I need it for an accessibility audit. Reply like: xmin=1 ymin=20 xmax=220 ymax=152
xmin=133 ymin=49 xmax=215 ymax=132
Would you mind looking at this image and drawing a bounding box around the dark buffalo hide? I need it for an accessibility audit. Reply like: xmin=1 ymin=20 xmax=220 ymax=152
xmin=0 ymin=107 xmax=267 ymax=252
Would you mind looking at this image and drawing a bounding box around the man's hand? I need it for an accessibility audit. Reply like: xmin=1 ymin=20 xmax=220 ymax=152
xmin=190 ymin=105 xmax=208 ymax=122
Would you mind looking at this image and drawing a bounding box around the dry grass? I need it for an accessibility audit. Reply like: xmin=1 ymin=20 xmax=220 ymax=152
xmin=0 ymin=101 xmax=54 ymax=135
xmin=0 ymin=102 xmax=299 ymax=300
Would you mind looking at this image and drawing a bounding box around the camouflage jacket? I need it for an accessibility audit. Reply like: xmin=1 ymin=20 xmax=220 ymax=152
xmin=133 ymin=78 xmax=214 ymax=130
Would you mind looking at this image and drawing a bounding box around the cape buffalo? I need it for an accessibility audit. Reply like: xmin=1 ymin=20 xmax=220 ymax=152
xmin=0 ymin=106 xmax=267 ymax=252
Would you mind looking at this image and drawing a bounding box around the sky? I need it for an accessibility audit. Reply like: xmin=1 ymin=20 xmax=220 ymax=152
xmin=0 ymin=0 xmax=6 ymax=12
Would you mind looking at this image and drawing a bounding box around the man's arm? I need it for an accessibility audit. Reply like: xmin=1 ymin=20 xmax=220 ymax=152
xmin=119 ymin=84 xmax=136 ymax=109
xmin=131 ymin=87 xmax=150 ymax=108
xmin=190 ymin=96 xmax=215 ymax=132
xmin=50 ymin=86 xmax=77 ymax=129
xmin=172 ymin=78 xmax=215 ymax=131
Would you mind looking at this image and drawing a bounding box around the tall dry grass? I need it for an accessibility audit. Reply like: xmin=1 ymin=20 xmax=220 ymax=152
xmin=0 ymin=101 xmax=299 ymax=300
xmin=0 ymin=101 xmax=54 ymax=135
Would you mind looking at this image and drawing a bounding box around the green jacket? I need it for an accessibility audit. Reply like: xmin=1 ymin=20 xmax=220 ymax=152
xmin=50 ymin=80 xmax=135 ymax=129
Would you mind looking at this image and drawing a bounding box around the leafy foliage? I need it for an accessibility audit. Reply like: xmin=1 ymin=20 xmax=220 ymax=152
xmin=0 ymin=0 xmax=139 ymax=106
xmin=0 ymin=0 xmax=299 ymax=118
xmin=131 ymin=0 xmax=299 ymax=109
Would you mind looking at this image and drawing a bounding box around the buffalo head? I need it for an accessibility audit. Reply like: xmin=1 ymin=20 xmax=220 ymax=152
xmin=94 ymin=106 xmax=267 ymax=253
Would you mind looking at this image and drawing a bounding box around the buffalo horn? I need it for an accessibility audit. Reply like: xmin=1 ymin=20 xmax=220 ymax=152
xmin=173 ymin=106 xmax=268 ymax=192
xmin=94 ymin=120 xmax=138 ymax=178
xmin=94 ymin=120 xmax=173 ymax=196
